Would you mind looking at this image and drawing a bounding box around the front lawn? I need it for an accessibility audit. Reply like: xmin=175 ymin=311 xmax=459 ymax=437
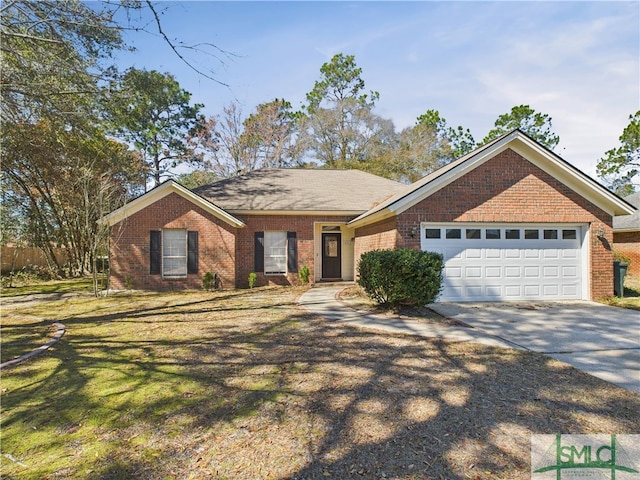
xmin=0 ymin=276 xmax=97 ymax=297
xmin=0 ymin=319 xmax=58 ymax=365
xmin=1 ymin=286 xmax=639 ymax=479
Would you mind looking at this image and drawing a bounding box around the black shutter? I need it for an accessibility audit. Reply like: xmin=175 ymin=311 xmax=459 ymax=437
xmin=254 ymin=232 xmax=264 ymax=272
xmin=287 ymin=231 xmax=297 ymax=273
xmin=150 ymin=231 xmax=161 ymax=275
xmin=187 ymin=231 xmax=198 ymax=274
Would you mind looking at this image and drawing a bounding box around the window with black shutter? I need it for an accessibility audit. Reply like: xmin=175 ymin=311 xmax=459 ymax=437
xmin=255 ymin=231 xmax=298 ymax=275
xmin=151 ymin=229 xmax=197 ymax=277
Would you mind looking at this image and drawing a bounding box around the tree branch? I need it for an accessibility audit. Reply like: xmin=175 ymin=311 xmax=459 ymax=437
xmin=145 ymin=1 xmax=229 ymax=87
xmin=0 ymin=30 xmax=64 ymax=44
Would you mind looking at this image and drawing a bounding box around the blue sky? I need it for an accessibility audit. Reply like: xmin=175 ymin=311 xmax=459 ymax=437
xmin=113 ymin=1 xmax=639 ymax=178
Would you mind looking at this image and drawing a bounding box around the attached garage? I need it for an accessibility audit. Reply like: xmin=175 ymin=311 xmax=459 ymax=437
xmin=350 ymin=131 xmax=636 ymax=302
xmin=420 ymin=223 xmax=587 ymax=301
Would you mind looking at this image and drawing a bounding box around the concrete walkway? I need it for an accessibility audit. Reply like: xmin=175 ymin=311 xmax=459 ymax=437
xmin=298 ymin=286 xmax=640 ymax=393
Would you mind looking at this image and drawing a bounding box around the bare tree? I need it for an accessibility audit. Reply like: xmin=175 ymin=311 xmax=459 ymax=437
xmin=241 ymin=99 xmax=300 ymax=169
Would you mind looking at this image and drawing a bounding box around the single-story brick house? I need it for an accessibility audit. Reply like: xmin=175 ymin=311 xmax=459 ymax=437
xmin=613 ymin=192 xmax=640 ymax=277
xmin=101 ymin=130 xmax=635 ymax=301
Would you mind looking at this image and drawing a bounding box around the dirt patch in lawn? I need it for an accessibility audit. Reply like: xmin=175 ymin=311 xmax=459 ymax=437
xmin=1 ymin=286 xmax=638 ymax=480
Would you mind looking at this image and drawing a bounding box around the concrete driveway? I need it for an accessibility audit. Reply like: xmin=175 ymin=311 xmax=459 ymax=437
xmin=430 ymin=302 xmax=640 ymax=393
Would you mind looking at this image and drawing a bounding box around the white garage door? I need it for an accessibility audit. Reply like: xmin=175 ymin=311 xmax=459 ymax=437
xmin=421 ymin=224 xmax=584 ymax=302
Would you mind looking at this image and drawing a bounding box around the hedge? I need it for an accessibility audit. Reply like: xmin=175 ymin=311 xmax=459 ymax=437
xmin=357 ymin=249 xmax=444 ymax=309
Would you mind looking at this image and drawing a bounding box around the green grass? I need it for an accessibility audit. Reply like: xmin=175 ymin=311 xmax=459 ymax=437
xmin=602 ymin=274 xmax=640 ymax=310
xmin=2 ymin=282 xmax=639 ymax=480
xmin=1 ymin=287 xmax=306 ymax=479
xmin=0 ymin=318 xmax=55 ymax=364
xmin=0 ymin=276 xmax=98 ymax=297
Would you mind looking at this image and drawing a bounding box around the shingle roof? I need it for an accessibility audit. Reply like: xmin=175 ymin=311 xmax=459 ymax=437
xmin=193 ymin=168 xmax=408 ymax=213
xmin=613 ymin=192 xmax=640 ymax=231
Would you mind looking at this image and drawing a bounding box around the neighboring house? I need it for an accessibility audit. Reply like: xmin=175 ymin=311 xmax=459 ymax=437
xmin=613 ymin=192 xmax=640 ymax=277
xmin=101 ymin=130 xmax=635 ymax=301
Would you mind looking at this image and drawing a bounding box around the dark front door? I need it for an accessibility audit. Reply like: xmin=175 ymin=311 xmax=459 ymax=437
xmin=322 ymin=233 xmax=341 ymax=279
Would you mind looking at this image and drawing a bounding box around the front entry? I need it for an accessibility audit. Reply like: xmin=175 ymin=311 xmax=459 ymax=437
xmin=322 ymin=233 xmax=342 ymax=279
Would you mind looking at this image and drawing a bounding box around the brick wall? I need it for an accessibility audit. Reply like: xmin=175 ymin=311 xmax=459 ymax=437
xmin=353 ymin=217 xmax=399 ymax=277
xmin=355 ymin=149 xmax=615 ymax=299
xmin=109 ymin=192 xmax=236 ymax=290
xmin=110 ymin=199 xmax=355 ymax=290
xmin=234 ymin=214 xmax=353 ymax=288
xmin=613 ymin=231 xmax=640 ymax=277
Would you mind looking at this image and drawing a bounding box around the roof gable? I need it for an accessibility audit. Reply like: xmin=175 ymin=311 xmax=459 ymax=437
xmin=100 ymin=180 xmax=245 ymax=228
xmin=349 ymin=130 xmax=636 ymax=227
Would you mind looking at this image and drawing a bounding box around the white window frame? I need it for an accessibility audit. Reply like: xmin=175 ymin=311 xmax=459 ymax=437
xmin=162 ymin=229 xmax=187 ymax=278
xmin=264 ymin=231 xmax=287 ymax=275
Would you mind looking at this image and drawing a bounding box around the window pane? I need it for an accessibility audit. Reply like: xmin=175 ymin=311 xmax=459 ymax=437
xmin=163 ymin=230 xmax=186 ymax=256
xmin=525 ymin=229 xmax=539 ymax=239
xmin=466 ymin=229 xmax=481 ymax=239
xmin=425 ymin=228 xmax=441 ymax=239
xmin=486 ymin=229 xmax=501 ymax=239
xmin=562 ymin=229 xmax=577 ymax=240
xmin=265 ymin=231 xmax=287 ymax=274
xmin=164 ymin=258 xmax=187 ymax=277
xmin=325 ymin=236 xmax=338 ymax=257
xmin=544 ymin=229 xmax=558 ymax=239
xmin=446 ymin=228 xmax=461 ymax=239
xmin=162 ymin=229 xmax=187 ymax=277
xmin=505 ymin=229 xmax=520 ymax=239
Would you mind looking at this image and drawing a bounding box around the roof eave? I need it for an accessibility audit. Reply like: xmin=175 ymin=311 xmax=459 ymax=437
xmin=228 ymin=209 xmax=367 ymax=217
xmin=348 ymin=207 xmax=396 ymax=228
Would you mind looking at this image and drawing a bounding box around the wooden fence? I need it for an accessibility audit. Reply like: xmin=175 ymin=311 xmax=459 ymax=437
xmin=1 ymin=246 xmax=68 ymax=274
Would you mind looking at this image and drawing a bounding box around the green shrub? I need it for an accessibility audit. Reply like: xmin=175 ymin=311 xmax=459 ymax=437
xmin=357 ymin=249 xmax=443 ymax=309
xmin=202 ymin=272 xmax=215 ymax=291
xmin=248 ymin=272 xmax=257 ymax=289
xmin=298 ymin=265 xmax=310 ymax=284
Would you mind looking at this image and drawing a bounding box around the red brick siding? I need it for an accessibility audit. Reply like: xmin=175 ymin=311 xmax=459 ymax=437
xmin=613 ymin=231 xmax=640 ymax=277
xmin=110 ymin=198 xmax=354 ymax=290
xmin=357 ymin=149 xmax=615 ymax=300
xmin=109 ymin=193 xmax=236 ymax=290
xmin=353 ymin=217 xmax=399 ymax=277
xmin=234 ymin=214 xmax=352 ymax=288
